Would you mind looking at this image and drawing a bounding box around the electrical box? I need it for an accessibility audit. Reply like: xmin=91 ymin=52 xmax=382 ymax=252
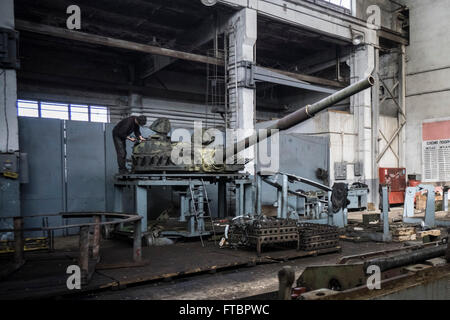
xmin=334 ymin=162 xmax=347 ymax=180
xmin=0 ymin=28 xmax=20 ymax=69
xmin=0 ymin=153 xmax=19 ymax=179
xmin=354 ymin=162 xmax=363 ymax=177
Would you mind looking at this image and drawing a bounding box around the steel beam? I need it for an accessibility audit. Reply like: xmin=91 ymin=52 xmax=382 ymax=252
xmin=377 ymin=121 xmax=406 ymax=163
xmin=379 ymin=76 xmax=406 ymax=119
xmin=254 ymin=66 xmax=339 ymax=93
xmin=379 ymin=129 xmax=399 ymax=160
xmin=15 ymin=20 xmax=223 ymax=66
xmin=16 ymin=20 xmax=348 ymax=91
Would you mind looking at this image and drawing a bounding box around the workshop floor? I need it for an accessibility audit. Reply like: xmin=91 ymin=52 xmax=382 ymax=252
xmin=0 ymin=234 xmax=404 ymax=300
xmin=80 ymin=241 xmax=404 ymax=300
xmin=1 ymin=209 xmax=447 ymax=300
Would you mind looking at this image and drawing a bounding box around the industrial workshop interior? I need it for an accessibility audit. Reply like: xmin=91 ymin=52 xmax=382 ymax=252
xmin=0 ymin=0 xmax=449 ymax=307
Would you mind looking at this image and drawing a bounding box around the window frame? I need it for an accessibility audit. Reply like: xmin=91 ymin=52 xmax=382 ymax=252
xmin=17 ymin=99 xmax=110 ymax=123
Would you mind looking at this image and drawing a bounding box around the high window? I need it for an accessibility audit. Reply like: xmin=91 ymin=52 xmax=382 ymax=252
xmin=17 ymin=100 xmax=109 ymax=123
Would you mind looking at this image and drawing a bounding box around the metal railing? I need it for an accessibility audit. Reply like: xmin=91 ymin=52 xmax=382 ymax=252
xmin=0 ymin=212 xmax=142 ymax=284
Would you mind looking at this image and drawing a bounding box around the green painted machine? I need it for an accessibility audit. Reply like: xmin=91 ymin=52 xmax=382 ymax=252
xmin=131 ymin=76 xmax=375 ymax=174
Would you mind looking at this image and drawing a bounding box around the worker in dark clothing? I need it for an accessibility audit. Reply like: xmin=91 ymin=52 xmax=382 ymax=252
xmin=112 ymin=115 xmax=147 ymax=174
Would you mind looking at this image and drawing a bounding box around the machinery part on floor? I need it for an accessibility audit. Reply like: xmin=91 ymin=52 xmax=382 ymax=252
xmin=226 ymin=217 xmax=340 ymax=256
xmin=297 ymin=223 xmax=339 ymax=251
xmin=327 ymin=183 xmax=349 ymax=228
xmin=347 ymin=182 xmax=369 ymax=210
xmin=337 ymin=241 xmax=442 ymax=265
xmin=331 ymin=183 xmax=350 ymax=213
xmin=296 ymin=264 xmax=367 ymax=292
xmin=260 ymin=172 xmax=330 ymax=223
xmin=294 ymin=243 xmax=448 ymax=294
xmin=131 ymin=76 xmax=374 ymax=174
xmin=363 ymin=244 xmax=448 ymax=272
xmin=342 ymin=186 xmax=391 ymax=243
xmin=227 ymin=216 xmax=299 ymax=256
xmin=299 ymin=264 xmax=450 ymax=300
xmin=403 ymin=184 xmax=450 ymax=227
xmin=278 ymin=266 xmax=295 ymax=300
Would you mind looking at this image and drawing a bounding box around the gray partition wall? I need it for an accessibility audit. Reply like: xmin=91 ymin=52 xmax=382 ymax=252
xmin=19 ymin=118 xmax=112 ymax=235
xmin=19 ymin=118 xmax=65 ymax=236
xmin=258 ymin=133 xmax=330 ymax=207
xmin=66 ymin=121 xmax=106 ymax=212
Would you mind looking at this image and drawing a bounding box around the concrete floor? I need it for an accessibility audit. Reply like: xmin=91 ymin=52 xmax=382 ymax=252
xmin=80 ymin=241 xmax=403 ymax=300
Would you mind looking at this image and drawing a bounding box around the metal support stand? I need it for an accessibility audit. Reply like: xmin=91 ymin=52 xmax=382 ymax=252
xmin=218 ymin=180 xmax=227 ymax=218
xmin=135 ymin=186 xmax=148 ymax=233
xmin=133 ymin=219 xmax=142 ymax=262
xmin=403 ymin=184 xmax=448 ymax=227
xmin=381 ymin=186 xmax=392 ymax=242
xmin=277 ymin=190 xmax=282 ymax=218
xmin=256 ymin=174 xmax=262 ymax=216
xmin=179 ymin=193 xmax=187 ymax=222
xmin=79 ymin=226 xmax=90 ymax=284
xmin=92 ymin=216 xmax=101 ymax=262
xmin=13 ymin=217 xmax=24 ymax=266
xmin=115 ymin=173 xmax=249 ymax=237
xmin=235 ymin=179 xmax=253 ymax=217
xmin=330 ymin=208 xmax=346 ymax=228
xmin=443 ymin=186 xmax=449 ymax=213
xmin=113 ymin=185 xmax=125 ymax=233
xmin=282 ymin=174 xmax=288 ymax=219
xmin=239 ymin=183 xmax=244 ymax=216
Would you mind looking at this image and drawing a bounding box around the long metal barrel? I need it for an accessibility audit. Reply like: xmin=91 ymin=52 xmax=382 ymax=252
xmin=224 ymin=75 xmax=375 ymax=161
xmin=364 ymin=245 xmax=447 ymax=272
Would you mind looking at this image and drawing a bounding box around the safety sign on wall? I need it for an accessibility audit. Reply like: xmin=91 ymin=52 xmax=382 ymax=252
xmin=422 ymin=119 xmax=450 ymax=182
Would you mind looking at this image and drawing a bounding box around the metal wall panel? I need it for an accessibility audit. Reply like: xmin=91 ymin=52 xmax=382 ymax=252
xmin=66 ymin=121 xmax=106 ymax=213
xmin=18 ymin=117 xmax=64 ymax=236
xmin=105 ymin=123 xmax=117 ymax=212
xmin=259 ymin=133 xmax=330 ymax=206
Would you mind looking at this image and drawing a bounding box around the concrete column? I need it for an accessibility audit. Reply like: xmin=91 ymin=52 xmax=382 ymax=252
xmin=228 ymin=8 xmax=257 ymax=175
xmin=0 ymin=0 xmax=18 ymax=153
xmin=349 ymin=37 xmax=378 ymax=204
xmin=0 ymin=1 xmax=20 ymax=233
xmin=398 ymin=45 xmax=407 ymax=168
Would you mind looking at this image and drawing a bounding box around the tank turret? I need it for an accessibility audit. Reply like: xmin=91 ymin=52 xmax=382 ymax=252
xmin=131 ymin=76 xmax=375 ymax=173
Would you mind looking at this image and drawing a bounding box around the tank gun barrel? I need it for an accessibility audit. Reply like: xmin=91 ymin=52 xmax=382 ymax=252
xmin=224 ymin=75 xmax=375 ymax=161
